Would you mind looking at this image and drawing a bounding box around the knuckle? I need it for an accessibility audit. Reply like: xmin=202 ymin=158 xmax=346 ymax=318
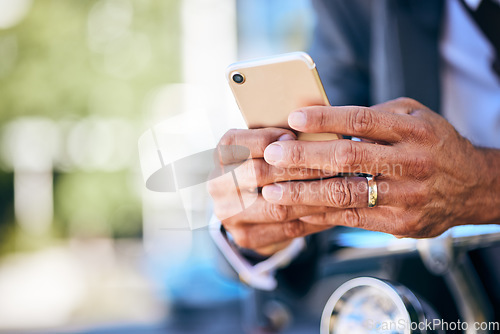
xmin=410 ymin=120 xmax=435 ymax=142
xmin=396 ymin=97 xmax=416 ymax=105
xmin=255 ymin=129 xmax=287 ymax=154
xmin=282 ymin=221 xmax=305 ymax=239
xmin=219 ymin=128 xmax=237 ymax=147
xmin=290 ymin=182 xmax=306 ymax=204
xmin=318 ymin=109 xmax=329 ymax=129
xmin=325 ymin=179 xmax=353 ymax=208
xmin=399 ymin=97 xmax=426 ymax=110
xmin=250 ymin=159 xmax=267 ymax=184
xmin=332 ymin=141 xmax=362 ymax=168
xmin=289 ymin=143 xmax=306 ymax=165
xmin=349 ymin=107 xmax=375 ymax=135
xmin=343 ymin=209 xmax=363 ymax=228
xmin=266 ymin=204 xmax=289 ymax=222
xmin=218 ymin=129 xmax=240 ymax=163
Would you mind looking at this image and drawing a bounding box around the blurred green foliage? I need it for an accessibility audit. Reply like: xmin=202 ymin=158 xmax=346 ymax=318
xmin=0 ymin=0 xmax=181 ymax=121
xmin=0 ymin=0 xmax=181 ymax=249
xmin=54 ymin=171 xmax=142 ymax=238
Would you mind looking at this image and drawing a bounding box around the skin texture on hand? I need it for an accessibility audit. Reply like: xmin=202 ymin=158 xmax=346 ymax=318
xmin=208 ymin=97 xmax=500 ymax=254
xmin=207 ymin=127 xmax=335 ymax=255
xmin=263 ymin=97 xmax=500 ymax=238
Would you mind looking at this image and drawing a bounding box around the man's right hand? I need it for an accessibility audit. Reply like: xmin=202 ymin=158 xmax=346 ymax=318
xmin=207 ymin=128 xmax=334 ymax=255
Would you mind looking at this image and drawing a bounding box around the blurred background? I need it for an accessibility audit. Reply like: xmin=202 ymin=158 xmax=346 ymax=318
xmin=0 ymin=0 xmax=315 ymax=333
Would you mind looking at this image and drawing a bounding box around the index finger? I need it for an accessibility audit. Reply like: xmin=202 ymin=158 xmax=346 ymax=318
xmin=288 ymin=106 xmax=415 ymax=143
xmin=218 ymin=128 xmax=296 ymax=164
xmin=226 ymin=220 xmax=330 ymax=250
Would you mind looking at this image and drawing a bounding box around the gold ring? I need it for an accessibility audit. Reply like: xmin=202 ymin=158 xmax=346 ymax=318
xmin=366 ymin=175 xmax=378 ymax=208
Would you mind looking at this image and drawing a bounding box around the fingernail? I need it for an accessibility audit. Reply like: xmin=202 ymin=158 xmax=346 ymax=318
xmin=288 ymin=111 xmax=307 ymax=128
xmin=264 ymin=144 xmax=283 ymax=163
xmin=262 ymin=184 xmax=283 ymax=201
xmin=278 ymin=134 xmax=295 ymax=141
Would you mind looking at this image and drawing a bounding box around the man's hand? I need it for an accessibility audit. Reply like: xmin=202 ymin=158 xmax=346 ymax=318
xmin=262 ymin=97 xmax=500 ymax=238
xmin=208 ymin=128 xmax=335 ymax=255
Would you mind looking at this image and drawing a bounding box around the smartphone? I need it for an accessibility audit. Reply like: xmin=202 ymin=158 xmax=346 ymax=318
xmin=226 ymin=52 xmax=340 ymax=141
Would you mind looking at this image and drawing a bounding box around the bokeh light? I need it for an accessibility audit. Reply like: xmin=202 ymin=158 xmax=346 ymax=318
xmin=0 ymin=0 xmax=315 ymax=332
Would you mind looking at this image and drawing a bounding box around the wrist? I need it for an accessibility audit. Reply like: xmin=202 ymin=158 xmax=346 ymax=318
xmin=470 ymin=147 xmax=500 ymax=224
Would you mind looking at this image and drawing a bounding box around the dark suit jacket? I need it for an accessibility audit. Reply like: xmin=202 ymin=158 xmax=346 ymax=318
xmin=310 ymin=0 xmax=444 ymax=112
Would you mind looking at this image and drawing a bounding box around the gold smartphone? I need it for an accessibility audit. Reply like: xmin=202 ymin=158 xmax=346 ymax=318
xmin=226 ymin=52 xmax=339 ymax=141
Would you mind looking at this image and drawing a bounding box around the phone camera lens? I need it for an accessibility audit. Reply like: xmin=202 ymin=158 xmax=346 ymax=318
xmin=232 ymin=73 xmax=245 ymax=84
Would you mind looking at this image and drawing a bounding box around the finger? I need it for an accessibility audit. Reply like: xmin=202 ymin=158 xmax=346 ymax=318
xmin=230 ymin=158 xmax=335 ymax=189
xmin=300 ymin=207 xmax=403 ymax=235
xmin=264 ymin=139 xmax=402 ymax=175
xmin=209 ymin=158 xmax=331 ymax=197
xmin=253 ymin=241 xmax=292 ymax=256
xmin=218 ymin=128 xmax=296 ymax=164
xmin=263 ymin=177 xmax=419 ymax=208
xmin=288 ymin=105 xmax=416 ymax=143
xmin=226 ymin=220 xmax=330 ymax=250
xmin=262 ymin=176 xmax=378 ymax=208
xmin=218 ymin=196 xmax=338 ymax=224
